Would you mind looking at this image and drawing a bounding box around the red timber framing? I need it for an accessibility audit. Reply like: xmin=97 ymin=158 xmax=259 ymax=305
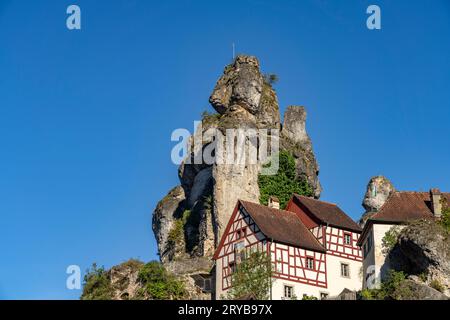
xmin=270 ymin=241 xmax=327 ymax=288
xmin=286 ymin=197 xmax=362 ymax=262
xmin=323 ymin=227 xmax=362 ymax=261
xmin=213 ymin=203 xmax=266 ymax=291
xmin=214 ymin=201 xmax=328 ymax=291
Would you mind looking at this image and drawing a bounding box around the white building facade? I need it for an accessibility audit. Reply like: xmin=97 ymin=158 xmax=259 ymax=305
xmin=358 ymin=189 xmax=448 ymax=289
xmin=214 ymin=195 xmax=363 ymax=300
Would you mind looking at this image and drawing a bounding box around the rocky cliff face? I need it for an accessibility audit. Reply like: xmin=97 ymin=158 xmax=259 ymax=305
xmin=389 ymin=219 xmax=450 ymax=297
xmin=152 ymin=55 xmax=321 ymax=296
xmin=281 ymin=106 xmax=321 ymax=198
xmin=359 ymin=175 xmax=395 ymax=226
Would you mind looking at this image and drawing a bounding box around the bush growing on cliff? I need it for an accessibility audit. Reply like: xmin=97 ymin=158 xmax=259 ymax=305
xmin=81 ymin=260 xmax=186 ymax=300
xmin=201 ymin=110 xmax=221 ymax=126
xmin=430 ymin=279 xmax=445 ymax=293
xmin=137 ymin=261 xmax=186 ymax=300
xmin=258 ymin=151 xmax=313 ymax=209
xmin=440 ymin=199 xmax=450 ymax=233
xmin=81 ymin=263 xmax=113 ymax=300
xmin=168 ymin=210 xmax=191 ymax=245
xmin=360 ymin=270 xmax=411 ymax=300
xmin=381 ymin=226 xmax=402 ymax=254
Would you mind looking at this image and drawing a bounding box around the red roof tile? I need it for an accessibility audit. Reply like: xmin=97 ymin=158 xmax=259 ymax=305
xmin=293 ymin=195 xmax=362 ymax=232
xmin=370 ymin=191 xmax=450 ymax=223
xmin=240 ymin=200 xmax=326 ymax=253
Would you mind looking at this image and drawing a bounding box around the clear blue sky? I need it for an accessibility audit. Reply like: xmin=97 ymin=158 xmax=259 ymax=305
xmin=0 ymin=0 xmax=449 ymax=299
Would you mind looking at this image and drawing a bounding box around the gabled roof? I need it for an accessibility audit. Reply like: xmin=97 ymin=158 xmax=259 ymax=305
xmin=369 ymin=191 xmax=450 ymax=223
xmin=212 ymin=200 xmax=326 ymax=260
xmin=240 ymin=201 xmax=326 ymax=252
xmin=293 ymin=194 xmax=362 ymax=232
xmin=357 ymin=191 xmax=450 ymax=246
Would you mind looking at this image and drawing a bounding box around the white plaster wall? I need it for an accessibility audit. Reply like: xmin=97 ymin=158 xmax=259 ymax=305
xmin=362 ymin=234 xmax=375 ymax=289
xmin=361 ymin=223 xmax=404 ymax=289
xmin=271 ymin=278 xmax=327 ymax=300
xmin=326 ymin=255 xmax=362 ymax=296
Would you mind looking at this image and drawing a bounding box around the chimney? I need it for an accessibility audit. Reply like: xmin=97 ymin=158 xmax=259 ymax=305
xmin=268 ymin=196 xmax=280 ymax=210
xmin=430 ymin=188 xmax=442 ymax=218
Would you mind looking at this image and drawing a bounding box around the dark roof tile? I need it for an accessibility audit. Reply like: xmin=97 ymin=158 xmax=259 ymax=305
xmin=370 ymin=191 xmax=450 ymax=223
xmin=293 ymin=195 xmax=362 ymax=232
xmin=240 ymin=200 xmax=326 ymax=253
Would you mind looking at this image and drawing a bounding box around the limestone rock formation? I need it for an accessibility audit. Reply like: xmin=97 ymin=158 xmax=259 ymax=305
xmin=151 ymin=55 xmax=322 ymax=298
xmin=80 ymin=259 xmax=145 ymax=300
xmin=389 ymin=219 xmax=450 ymax=297
xmin=108 ymin=260 xmax=144 ymax=300
xmin=81 ymin=259 xmax=211 ymax=300
xmin=152 ymin=186 xmax=186 ymax=262
xmin=281 ymin=106 xmax=321 ymax=198
xmin=359 ymin=176 xmax=395 ymax=226
xmin=210 ymin=55 xmax=265 ymax=117
xmin=393 ymin=279 xmax=448 ymax=300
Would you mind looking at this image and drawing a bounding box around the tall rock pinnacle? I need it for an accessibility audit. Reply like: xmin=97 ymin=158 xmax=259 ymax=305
xmin=152 ymin=55 xmax=322 ymax=298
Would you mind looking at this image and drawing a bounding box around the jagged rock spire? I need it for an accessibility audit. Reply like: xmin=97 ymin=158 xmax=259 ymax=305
xmin=152 ymin=56 xmax=322 ymax=298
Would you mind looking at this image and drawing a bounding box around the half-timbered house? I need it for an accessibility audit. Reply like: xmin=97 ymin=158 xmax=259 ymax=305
xmin=213 ymin=195 xmax=363 ymax=300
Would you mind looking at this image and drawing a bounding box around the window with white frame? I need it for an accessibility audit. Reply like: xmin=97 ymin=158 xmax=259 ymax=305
xmin=344 ymin=233 xmax=352 ymax=245
xmin=306 ymin=257 xmax=315 ymax=270
xmin=340 ymin=263 xmax=350 ymax=278
xmin=284 ymin=285 xmax=294 ymax=299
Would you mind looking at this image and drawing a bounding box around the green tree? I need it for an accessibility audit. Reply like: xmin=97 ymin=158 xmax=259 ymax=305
xmin=227 ymin=250 xmax=273 ymax=300
xmin=258 ymin=151 xmax=313 ymax=209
